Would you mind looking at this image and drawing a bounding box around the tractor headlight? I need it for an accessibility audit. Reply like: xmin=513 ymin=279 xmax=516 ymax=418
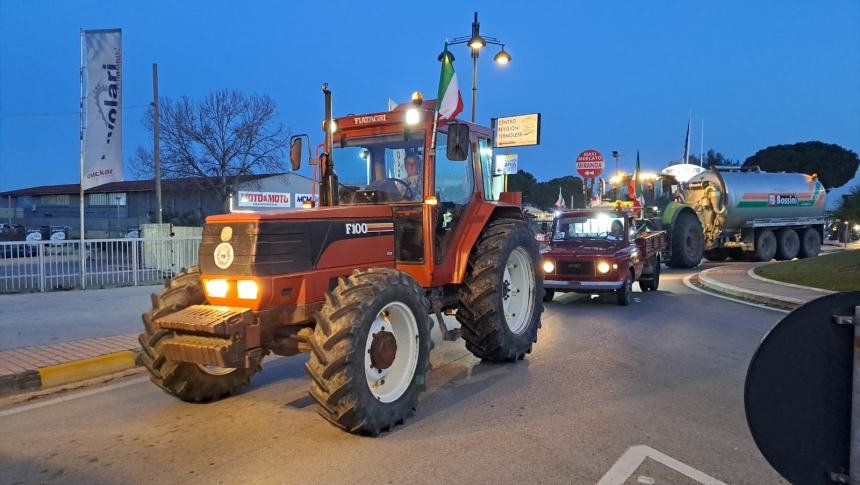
xmin=204 ymin=279 xmax=229 ymax=298
xmin=237 ymin=280 xmax=259 ymax=300
xmin=597 ymin=261 xmax=611 ymax=274
xmin=542 ymin=260 xmax=555 ymax=273
xmin=405 ymin=108 xmax=421 ymax=125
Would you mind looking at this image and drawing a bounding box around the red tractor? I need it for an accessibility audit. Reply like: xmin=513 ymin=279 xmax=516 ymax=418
xmin=139 ymin=86 xmax=544 ymax=434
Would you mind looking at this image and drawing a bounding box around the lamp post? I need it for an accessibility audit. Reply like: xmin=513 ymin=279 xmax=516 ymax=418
xmin=441 ymin=12 xmax=511 ymax=122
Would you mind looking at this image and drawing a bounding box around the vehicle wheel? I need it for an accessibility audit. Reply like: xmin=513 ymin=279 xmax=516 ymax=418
xmin=639 ymin=255 xmax=660 ymax=292
xmin=616 ymin=270 xmax=634 ymax=305
xmin=668 ymin=211 xmax=703 ymax=268
xmin=542 ymin=289 xmax=555 ymax=302
xmin=754 ymin=229 xmax=778 ymax=262
xmin=797 ymin=228 xmax=822 ymax=258
xmin=305 ymin=268 xmax=432 ymax=436
xmin=774 ymin=229 xmax=800 ymax=260
xmin=457 ymin=218 xmax=543 ymax=362
xmin=139 ymin=266 xmax=260 ymax=403
xmin=703 ymin=248 xmax=730 ymax=262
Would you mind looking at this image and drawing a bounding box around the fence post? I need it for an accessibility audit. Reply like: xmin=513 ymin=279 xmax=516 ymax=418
xmin=38 ymin=243 xmax=45 ymax=292
xmin=132 ymin=239 xmax=139 ymax=286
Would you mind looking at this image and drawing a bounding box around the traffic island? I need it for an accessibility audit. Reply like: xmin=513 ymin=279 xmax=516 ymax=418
xmin=0 ymin=335 xmax=141 ymax=397
xmin=693 ymin=262 xmax=830 ymax=310
xmin=752 ymin=250 xmax=860 ymax=292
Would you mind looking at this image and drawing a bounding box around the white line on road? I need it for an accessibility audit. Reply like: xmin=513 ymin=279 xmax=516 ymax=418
xmin=0 ymin=376 xmax=150 ymax=418
xmin=682 ymin=274 xmax=789 ymax=314
xmin=597 ymin=445 xmax=729 ymax=485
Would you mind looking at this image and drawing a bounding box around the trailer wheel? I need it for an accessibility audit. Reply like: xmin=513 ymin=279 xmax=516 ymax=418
xmin=798 ymin=228 xmax=822 ymax=258
xmin=753 ymin=229 xmax=778 ymax=262
xmin=457 ymin=219 xmax=543 ymax=362
xmin=668 ymin=212 xmax=704 ymax=268
xmin=305 ymin=268 xmax=432 ymax=436
xmin=616 ymin=269 xmax=634 ymax=305
xmin=139 ymin=266 xmax=260 ymax=403
xmin=775 ymin=229 xmax=800 ymax=260
xmin=542 ymin=289 xmax=555 ymax=302
xmin=639 ymin=255 xmax=661 ymax=292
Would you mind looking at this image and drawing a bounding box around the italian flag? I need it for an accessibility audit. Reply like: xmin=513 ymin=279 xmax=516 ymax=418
xmin=436 ymin=45 xmax=464 ymax=120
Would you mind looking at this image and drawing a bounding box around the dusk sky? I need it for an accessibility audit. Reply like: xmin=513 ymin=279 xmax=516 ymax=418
xmin=1 ymin=0 xmax=859 ymax=204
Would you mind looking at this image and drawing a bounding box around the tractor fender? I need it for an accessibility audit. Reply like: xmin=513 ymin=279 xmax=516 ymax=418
xmin=446 ymin=202 xmax=524 ymax=286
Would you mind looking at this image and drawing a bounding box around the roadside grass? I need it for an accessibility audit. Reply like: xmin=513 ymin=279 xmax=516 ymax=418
xmin=754 ymin=250 xmax=860 ymax=292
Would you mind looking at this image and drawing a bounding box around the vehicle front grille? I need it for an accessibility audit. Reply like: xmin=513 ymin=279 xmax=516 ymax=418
xmin=555 ymin=261 xmax=595 ymax=276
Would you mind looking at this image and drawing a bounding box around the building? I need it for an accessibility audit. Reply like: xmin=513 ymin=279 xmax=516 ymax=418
xmin=0 ymin=173 xmax=314 ymax=237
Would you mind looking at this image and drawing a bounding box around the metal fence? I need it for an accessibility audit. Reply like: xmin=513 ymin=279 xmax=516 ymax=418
xmin=0 ymin=237 xmax=201 ymax=293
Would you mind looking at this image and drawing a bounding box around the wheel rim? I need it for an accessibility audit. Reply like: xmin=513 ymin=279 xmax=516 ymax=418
xmin=196 ymin=364 xmax=237 ymax=376
xmin=502 ymin=247 xmax=535 ymax=335
xmin=364 ymin=301 xmax=420 ymax=403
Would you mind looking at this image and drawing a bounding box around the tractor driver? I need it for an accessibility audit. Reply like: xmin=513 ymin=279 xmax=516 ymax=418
xmin=401 ymin=154 xmax=422 ymax=201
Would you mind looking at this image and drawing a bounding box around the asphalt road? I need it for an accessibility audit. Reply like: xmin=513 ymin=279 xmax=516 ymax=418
xmin=0 ymin=268 xmax=785 ymax=484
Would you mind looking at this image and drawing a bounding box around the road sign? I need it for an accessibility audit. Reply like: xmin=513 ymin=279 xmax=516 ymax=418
xmin=745 ymin=292 xmax=860 ymax=484
xmin=495 ymin=114 xmax=540 ymax=148
xmin=494 ymin=154 xmax=518 ymax=175
xmin=576 ymin=150 xmax=604 ymax=179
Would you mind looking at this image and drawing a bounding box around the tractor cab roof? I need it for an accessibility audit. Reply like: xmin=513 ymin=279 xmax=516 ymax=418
xmin=333 ymin=99 xmax=491 ymax=137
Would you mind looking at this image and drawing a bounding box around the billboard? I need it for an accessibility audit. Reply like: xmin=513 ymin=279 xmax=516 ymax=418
xmin=495 ymin=114 xmax=541 ymax=148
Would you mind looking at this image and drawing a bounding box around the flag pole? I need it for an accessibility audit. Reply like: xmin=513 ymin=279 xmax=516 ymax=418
xmin=79 ymin=29 xmax=86 ymax=290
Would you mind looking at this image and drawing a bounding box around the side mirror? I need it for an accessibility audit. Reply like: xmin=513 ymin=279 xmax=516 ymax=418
xmin=446 ymin=123 xmax=471 ymax=161
xmin=289 ymin=137 xmax=303 ymax=171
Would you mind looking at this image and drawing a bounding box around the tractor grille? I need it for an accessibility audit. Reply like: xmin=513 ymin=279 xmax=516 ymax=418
xmin=555 ymin=261 xmax=595 ymax=276
xmin=199 ymin=222 xmax=312 ymax=276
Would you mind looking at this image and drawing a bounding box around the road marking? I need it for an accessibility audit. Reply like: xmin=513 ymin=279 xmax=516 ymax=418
xmin=0 ymin=376 xmax=149 ymax=418
xmin=598 ymin=445 xmax=728 ymax=485
xmin=682 ymin=274 xmax=789 ymax=314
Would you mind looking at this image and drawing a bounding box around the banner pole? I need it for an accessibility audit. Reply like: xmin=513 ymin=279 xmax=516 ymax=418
xmin=79 ymin=29 xmax=86 ymax=290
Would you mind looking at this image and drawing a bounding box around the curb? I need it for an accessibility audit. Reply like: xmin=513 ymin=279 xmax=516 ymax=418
xmin=697 ymin=267 xmax=805 ymax=309
xmin=746 ymin=266 xmax=835 ymax=294
xmin=0 ymin=349 xmax=142 ymax=397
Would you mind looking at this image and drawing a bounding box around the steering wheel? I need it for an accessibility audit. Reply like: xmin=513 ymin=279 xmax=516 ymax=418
xmin=378 ymin=178 xmax=414 ymax=201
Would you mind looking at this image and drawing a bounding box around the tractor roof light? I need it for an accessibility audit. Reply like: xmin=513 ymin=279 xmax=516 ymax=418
xmin=411 ymin=91 xmax=423 ymax=106
xmin=405 ymin=108 xmax=421 ymax=125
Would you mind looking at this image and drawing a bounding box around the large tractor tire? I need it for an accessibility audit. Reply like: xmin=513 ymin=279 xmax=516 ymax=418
xmin=753 ymin=229 xmax=778 ymax=262
xmin=639 ymin=255 xmax=661 ymax=292
xmin=457 ymin=219 xmax=543 ymax=362
xmin=139 ymin=266 xmax=260 ymax=403
xmin=797 ymin=228 xmax=822 ymax=258
xmin=305 ymin=268 xmax=432 ymax=436
xmin=775 ymin=229 xmax=800 ymax=260
xmin=668 ymin=212 xmax=704 ymax=268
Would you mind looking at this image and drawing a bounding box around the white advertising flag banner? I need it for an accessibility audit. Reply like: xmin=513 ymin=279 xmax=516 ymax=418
xmin=83 ymin=29 xmax=123 ymax=190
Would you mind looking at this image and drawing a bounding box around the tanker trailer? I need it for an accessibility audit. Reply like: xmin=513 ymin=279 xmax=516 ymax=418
xmin=661 ymin=166 xmax=826 ymax=267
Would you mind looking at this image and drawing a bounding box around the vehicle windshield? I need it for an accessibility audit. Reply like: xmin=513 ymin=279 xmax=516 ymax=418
xmin=553 ymin=214 xmax=626 ymax=242
xmin=332 ymin=132 xmax=425 ymax=205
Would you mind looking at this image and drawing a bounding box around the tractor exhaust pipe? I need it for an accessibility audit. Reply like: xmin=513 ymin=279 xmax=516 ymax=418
xmin=321 ymin=83 xmax=338 ymax=206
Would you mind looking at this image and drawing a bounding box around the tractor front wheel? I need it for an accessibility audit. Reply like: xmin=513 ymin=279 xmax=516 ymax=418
xmin=457 ymin=219 xmax=543 ymax=362
xmin=305 ymin=268 xmax=432 ymax=435
xmin=139 ymin=266 xmax=260 ymax=403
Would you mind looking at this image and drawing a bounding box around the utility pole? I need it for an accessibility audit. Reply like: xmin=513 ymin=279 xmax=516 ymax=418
xmin=152 ymin=63 xmax=163 ymax=224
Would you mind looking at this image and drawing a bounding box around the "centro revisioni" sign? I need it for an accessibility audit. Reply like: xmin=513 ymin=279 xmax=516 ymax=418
xmin=238 ymin=191 xmax=291 ymax=208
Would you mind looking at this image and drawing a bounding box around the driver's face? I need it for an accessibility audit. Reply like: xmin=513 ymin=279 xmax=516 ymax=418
xmin=405 ymin=156 xmax=419 ymax=176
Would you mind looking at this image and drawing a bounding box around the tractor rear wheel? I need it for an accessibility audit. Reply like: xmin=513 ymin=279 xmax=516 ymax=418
xmin=139 ymin=266 xmax=260 ymax=403
xmin=305 ymin=268 xmax=432 ymax=436
xmin=668 ymin=212 xmax=704 ymax=268
xmin=457 ymin=219 xmax=543 ymax=362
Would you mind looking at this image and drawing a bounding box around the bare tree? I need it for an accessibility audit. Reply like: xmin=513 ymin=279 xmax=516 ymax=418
xmin=134 ymin=89 xmax=289 ymax=210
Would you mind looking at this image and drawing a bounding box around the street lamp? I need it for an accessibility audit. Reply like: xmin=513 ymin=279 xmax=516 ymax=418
xmin=441 ymin=12 xmax=511 ymax=122
xmin=611 ymin=151 xmax=623 ymax=176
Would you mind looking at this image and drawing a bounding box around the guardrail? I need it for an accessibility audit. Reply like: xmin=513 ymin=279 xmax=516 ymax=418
xmin=0 ymin=237 xmax=201 ymax=293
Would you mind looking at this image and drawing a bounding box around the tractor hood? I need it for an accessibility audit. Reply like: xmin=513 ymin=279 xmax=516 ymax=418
xmin=200 ymin=205 xmax=396 ymax=276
